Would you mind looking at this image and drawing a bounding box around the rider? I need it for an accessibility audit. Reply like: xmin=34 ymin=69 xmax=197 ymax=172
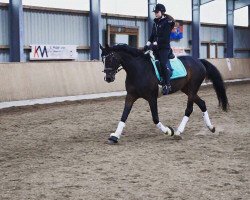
xmin=144 ymin=3 xmax=175 ymax=95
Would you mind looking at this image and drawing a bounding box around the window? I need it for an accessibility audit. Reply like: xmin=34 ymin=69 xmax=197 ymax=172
xmin=106 ymin=24 xmax=139 ymax=48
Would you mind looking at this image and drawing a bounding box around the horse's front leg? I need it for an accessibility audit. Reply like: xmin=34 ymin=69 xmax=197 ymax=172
xmin=148 ymin=97 xmax=174 ymax=136
xmin=108 ymin=94 xmax=137 ymax=144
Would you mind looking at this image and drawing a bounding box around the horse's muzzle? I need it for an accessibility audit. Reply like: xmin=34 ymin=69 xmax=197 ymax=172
xmin=104 ymin=75 xmax=115 ymax=83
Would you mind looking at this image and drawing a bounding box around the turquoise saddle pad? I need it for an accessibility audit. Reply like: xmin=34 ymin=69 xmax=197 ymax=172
xmin=151 ymin=58 xmax=187 ymax=81
xmin=169 ymin=58 xmax=187 ymax=80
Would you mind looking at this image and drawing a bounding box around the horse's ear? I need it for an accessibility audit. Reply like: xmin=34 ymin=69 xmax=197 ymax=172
xmin=100 ymin=44 xmax=104 ymax=51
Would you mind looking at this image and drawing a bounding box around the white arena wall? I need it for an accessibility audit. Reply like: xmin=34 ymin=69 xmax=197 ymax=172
xmin=0 ymin=59 xmax=249 ymax=106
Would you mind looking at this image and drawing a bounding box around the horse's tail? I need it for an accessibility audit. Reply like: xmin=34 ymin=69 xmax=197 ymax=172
xmin=200 ymin=59 xmax=229 ymax=111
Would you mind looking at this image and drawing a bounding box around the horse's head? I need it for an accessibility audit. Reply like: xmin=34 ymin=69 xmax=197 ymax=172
xmin=100 ymin=44 xmax=122 ymax=83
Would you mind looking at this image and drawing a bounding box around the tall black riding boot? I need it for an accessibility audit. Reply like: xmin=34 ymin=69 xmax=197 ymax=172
xmin=161 ymin=66 xmax=171 ymax=95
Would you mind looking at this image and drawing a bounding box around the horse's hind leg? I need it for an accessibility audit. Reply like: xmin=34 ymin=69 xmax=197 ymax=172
xmin=194 ymin=95 xmax=215 ymax=133
xmin=148 ymin=97 xmax=174 ymax=136
xmin=108 ymin=94 xmax=137 ymax=144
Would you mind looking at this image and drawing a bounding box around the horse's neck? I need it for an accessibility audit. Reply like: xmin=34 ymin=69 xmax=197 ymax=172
xmin=119 ymin=52 xmax=149 ymax=77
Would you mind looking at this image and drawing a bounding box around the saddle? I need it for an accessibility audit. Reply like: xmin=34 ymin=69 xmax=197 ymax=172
xmin=145 ymin=50 xmax=187 ymax=82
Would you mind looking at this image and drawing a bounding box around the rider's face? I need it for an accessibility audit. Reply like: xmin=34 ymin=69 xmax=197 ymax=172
xmin=154 ymin=11 xmax=162 ymax=19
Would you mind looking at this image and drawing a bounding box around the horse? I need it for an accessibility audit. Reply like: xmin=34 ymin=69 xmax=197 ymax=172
xmin=100 ymin=44 xmax=228 ymax=144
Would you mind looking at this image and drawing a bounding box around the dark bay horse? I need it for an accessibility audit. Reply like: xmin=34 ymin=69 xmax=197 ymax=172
xmin=100 ymin=44 xmax=228 ymax=144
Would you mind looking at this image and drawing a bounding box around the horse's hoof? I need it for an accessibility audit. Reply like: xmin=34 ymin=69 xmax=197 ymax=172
xmin=108 ymin=136 xmax=118 ymax=144
xmin=173 ymin=134 xmax=183 ymax=140
xmin=168 ymin=126 xmax=175 ymax=136
xmin=210 ymin=127 xmax=216 ymax=133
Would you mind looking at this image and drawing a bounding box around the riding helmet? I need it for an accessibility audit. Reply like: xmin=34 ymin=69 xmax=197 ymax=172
xmin=153 ymin=3 xmax=166 ymax=13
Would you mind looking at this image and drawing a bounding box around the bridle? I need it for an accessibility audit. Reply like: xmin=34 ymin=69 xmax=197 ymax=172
xmin=102 ymin=52 xmax=123 ymax=74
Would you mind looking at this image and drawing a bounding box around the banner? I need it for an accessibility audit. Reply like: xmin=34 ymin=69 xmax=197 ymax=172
xmin=30 ymin=45 xmax=78 ymax=60
xmin=170 ymin=21 xmax=183 ymax=40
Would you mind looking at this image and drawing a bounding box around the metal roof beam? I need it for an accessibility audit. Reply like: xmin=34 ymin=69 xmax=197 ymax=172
xmin=234 ymin=0 xmax=250 ymax=10
xmin=200 ymin=0 xmax=215 ymax=5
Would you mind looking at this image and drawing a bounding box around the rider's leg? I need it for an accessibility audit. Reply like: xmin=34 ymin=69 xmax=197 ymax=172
xmin=159 ymin=49 xmax=171 ymax=95
xmin=158 ymin=49 xmax=171 ymax=95
xmin=109 ymin=94 xmax=137 ymax=143
xmin=167 ymin=59 xmax=173 ymax=77
xmin=158 ymin=49 xmax=168 ymax=85
xmin=168 ymin=48 xmax=175 ymax=59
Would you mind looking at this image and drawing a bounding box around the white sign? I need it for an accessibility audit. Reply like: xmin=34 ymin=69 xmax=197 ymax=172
xmin=30 ymin=45 xmax=78 ymax=60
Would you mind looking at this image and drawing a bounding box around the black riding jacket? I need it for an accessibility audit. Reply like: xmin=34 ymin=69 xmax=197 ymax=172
xmin=148 ymin=14 xmax=175 ymax=49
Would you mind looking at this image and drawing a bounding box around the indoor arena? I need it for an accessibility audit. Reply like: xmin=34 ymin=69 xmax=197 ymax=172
xmin=0 ymin=0 xmax=249 ymax=199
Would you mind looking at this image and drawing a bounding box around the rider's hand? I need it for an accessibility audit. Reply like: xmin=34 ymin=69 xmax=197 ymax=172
xmin=152 ymin=41 xmax=158 ymax=51
xmin=144 ymin=41 xmax=151 ymax=51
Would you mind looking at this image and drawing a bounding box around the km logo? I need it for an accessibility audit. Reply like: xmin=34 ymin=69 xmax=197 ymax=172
xmin=33 ymin=46 xmax=48 ymax=58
